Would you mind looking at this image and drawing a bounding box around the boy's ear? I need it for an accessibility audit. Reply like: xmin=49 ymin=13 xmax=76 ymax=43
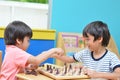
xmin=16 ymin=38 xmax=22 ymax=44
xmin=98 ymin=37 xmax=103 ymax=43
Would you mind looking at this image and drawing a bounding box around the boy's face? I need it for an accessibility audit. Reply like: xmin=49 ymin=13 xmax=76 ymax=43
xmin=84 ymin=33 xmax=101 ymax=51
xmin=16 ymin=36 xmax=30 ymax=51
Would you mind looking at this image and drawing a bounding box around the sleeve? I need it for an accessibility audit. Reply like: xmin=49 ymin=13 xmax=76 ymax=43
xmin=73 ymin=48 xmax=89 ymax=62
xmin=110 ymin=53 xmax=120 ymax=71
xmin=14 ymin=50 xmax=32 ymax=68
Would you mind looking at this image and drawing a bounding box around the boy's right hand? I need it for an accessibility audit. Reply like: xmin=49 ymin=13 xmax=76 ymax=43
xmin=49 ymin=48 xmax=64 ymax=57
xmin=25 ymin=64 xmax=38 ymax=70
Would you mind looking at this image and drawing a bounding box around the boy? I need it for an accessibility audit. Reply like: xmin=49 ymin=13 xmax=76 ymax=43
xmin=53 ymin=21 xmax=120 ymax=80
xmin=0 ymin=21 xmax=64 ymax=80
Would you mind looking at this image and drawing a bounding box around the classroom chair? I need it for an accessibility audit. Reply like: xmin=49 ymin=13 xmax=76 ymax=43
xmin=107 ymin=36 xmax=120 ymax=59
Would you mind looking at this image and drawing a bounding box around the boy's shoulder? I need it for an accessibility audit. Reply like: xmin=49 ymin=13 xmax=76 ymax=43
xmin=76 ymin=48 xmax=91 ymax=56
xmin=106 ymin=50 xmax=119 ymax=59
xmin=6 ymin=45 xmax=25 ymax=53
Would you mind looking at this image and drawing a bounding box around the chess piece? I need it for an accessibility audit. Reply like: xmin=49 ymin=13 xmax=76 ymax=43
xmin=24 ymin=64 xmax=38 ymax=76
xmin=63 ymin=63 xmax=67 ymax=75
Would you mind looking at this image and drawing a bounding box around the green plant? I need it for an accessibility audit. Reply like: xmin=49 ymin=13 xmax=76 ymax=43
xmin=8 ymin=0 xmax=48 ymax=4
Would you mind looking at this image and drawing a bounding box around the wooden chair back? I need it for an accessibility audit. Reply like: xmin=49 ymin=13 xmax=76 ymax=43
xmin=107 ymin=37 xmax=120 ymax=59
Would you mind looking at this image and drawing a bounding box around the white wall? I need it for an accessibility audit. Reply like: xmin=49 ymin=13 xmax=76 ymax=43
xmin=0 ymin=1 xmax=48 ymax=29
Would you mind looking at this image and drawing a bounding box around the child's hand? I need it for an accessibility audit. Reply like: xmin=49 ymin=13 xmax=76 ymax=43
xmin=55 ymin=48 xmax=64 ymax=56
xmin=83 ymin=67 xmax=97 ymax=78
xmin=25 ymin=64 xmax=38 ymax=70
xmin=24 ymin=64 xmax=38 ymax=76
xmin=49 ymin=48 xmax=64 ymax=57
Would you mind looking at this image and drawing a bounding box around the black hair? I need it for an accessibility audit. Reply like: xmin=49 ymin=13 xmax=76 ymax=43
xmin=4 ymin=21 xmax=33 ymax=45
xmin=83 ymin=21 xmax=110 ymax=47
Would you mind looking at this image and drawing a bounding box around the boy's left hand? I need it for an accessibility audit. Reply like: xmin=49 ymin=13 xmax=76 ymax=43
xmin=86 ymin=68 xmax=97 ymax=78
xmin=24 ymin=64 xmax=38 ymax=76
xmin=50 ymin=48 xmax=64 ymax=57
xmin=25 ymin=64 xmax=38 ymax=70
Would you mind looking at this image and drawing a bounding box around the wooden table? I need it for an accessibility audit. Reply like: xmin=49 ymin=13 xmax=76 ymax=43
xmin=16 ymin=73 xmax=90 ymax=80
xmin=16 ymin=63 xmax=90 ymax=80
xmin=16 ymin=73 xmax=53 ymax=80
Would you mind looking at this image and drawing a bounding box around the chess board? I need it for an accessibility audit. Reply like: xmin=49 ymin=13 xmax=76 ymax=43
xmin=37 ymin=63 xmax=89 ymax=80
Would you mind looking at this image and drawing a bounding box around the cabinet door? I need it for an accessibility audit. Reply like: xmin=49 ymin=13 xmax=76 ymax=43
xmin=27 ymin=40 xmax=55 ymax=64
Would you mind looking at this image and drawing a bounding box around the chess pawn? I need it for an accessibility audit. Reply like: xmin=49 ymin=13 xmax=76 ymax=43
xmin=46 ymin=65 xmax=50 ymax=71
xmin=60 ymin=67 xmax=65 ymax=76
xmin=67 ymin=68 xmax=73 ymax=76
xmin=62 ymin=63 xmax=67 ymax=75
xmin=67 ymin=64 xmax=72 ymax=72
xmin=52 ymin=66 xmax=56 ymax=75
xmin=48 ymin=65 xmax=53 ymax=73
xmin=53 ymin=68 xmax=57 ymax=75
xmin=56 ymin=68 xmax=59 ymax=74
xmin=67 ymin=64 xmax=73 ymax=76
xmin=46 ymin=65 xmax=51 ymax=72
xmin=56 ymin=68 xmax=63 ymax=76
xmin=49 ymin=68 xmax=53 ymax=73
xmin=80 ymin=66 xmax=87 ymax=75
xmin=39 ymin=64 xmax=45 ymax=70
xmin=52 ymin=67 xmax=59 ymax=75
xmin=73 ymin=65 xmax=80 ymax=75
xmin=70 ymin=69 xmax=73 ymax=76
xmin=42 ymin=64 xmax=47 ymax=71
xmin=79 ymin=65 xmax=83 ymax=75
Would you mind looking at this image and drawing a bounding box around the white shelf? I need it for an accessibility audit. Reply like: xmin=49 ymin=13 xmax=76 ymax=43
xmin=0 ymin=1 xmax=48 ymax=10
xmin=0 ymin=1 xmax=48 ymax=29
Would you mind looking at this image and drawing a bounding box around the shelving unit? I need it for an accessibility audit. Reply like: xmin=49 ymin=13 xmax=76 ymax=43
xmin=0 ymin=1 xmax=48 ymax=29
xmin=56 ymin=32 xmax=85 ymax=66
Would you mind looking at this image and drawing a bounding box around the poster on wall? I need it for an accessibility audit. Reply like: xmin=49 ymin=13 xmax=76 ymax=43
xmin=62 ymin=34 xmax=84 ymax=48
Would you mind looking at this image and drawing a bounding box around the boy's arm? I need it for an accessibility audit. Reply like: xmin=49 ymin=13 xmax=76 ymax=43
xmin=53 ymin=54 xmax=75 ymax=63
xmin=86 ymin=67 xmax=120 ymax=80
xmin=27 ymin=48 xmax=64 ymax=65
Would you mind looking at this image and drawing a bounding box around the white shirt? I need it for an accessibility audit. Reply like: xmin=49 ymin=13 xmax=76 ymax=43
xmin=73 ymin=48 xmax=120 ymax=72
